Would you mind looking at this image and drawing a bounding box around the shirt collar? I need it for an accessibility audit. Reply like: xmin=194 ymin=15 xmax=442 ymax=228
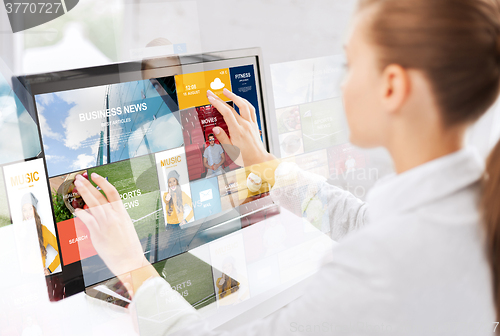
xmin=366 ymin=147 xmax=484 ymax=223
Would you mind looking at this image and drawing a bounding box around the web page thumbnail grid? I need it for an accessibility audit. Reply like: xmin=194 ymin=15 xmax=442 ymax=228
xmin=33 ymin=64 xmax=266 ymax=270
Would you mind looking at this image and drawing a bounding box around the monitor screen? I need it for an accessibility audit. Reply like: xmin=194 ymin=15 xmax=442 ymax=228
xmin=15 ymin=49 xmax=273 ymax=300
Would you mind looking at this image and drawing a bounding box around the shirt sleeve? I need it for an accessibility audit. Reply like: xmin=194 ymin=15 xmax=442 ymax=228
xmin=132 ymin=233 xmax=392 ymax=336
xmin=131 ymin=277 xmax=202 ymax=336
xmin=270 ymin=162 xmax=368 ymax=241
xmin=203 ymin=147 xmax=209 ymax=159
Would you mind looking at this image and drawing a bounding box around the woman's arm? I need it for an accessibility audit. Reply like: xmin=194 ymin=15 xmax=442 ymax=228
xmin=132 ymin=229 xmax=390 ymax=336
xmin=72 ymin=153 xmax=372 ymax=336
xmin=271 ymin=161 xmax=368 ymax=241
xmin=207 ymin=89 xmax=368 ymax=240
xmin=74 ymin=173 xmax=162 ymax=296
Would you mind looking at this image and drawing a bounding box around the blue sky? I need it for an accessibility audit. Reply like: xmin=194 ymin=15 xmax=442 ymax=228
xmin=35 ymin=79 xmax=184 ymax=177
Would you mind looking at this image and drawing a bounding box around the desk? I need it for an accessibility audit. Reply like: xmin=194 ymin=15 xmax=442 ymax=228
xmin=0 ymin=207 xmax=334 ymax=335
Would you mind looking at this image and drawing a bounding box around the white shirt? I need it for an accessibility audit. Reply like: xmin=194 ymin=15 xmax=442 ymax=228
xmin=132 ymin=147 xmax=494 ymax=335
xmin=203 ymin=143 xmax=224 ymax=167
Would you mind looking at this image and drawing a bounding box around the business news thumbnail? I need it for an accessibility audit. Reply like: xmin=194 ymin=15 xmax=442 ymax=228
xmin=35 ymin=76 xmax=183 ymax=177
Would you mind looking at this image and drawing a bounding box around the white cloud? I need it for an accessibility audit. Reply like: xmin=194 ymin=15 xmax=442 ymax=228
xmin=45 ymin=155 xmax=64 ymax=162
xmin=148 ymin=114 xmax=183 ymax=150
xmin=71 ymin=154 xmax=95 ymax=170
xmin=35 ymin=93 xmax=55 ymax=107
xmin=210 ymin=78 xmax=225 ymax=90
xmin=59 ymin=85 xmax=107 ymax=150
xmin=37 ymin=104 xmax=61 ymax=139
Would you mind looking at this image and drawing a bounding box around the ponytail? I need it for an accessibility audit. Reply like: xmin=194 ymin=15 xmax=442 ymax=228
xmin=482 ymin=139 xmax=500 ymax=321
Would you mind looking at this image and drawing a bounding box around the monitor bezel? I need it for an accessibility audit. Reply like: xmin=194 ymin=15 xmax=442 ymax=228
xmin=16 ymin=47 xmax=273 ymax=301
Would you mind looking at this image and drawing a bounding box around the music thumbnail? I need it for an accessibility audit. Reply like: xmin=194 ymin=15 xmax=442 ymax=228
xmin=3 ymin=159 xmax=62 ymax=274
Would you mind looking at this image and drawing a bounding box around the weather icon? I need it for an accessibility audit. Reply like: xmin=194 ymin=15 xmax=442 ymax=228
xmin=210 ymin=78 xmax=225 ymax=90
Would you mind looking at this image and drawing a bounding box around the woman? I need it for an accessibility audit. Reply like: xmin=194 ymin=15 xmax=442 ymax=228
xmin=21 ymin=192 xmax=61 ymax=275
xmin=163 ymin=170 xmax=194 ymax=228
xmin=74 ymin=0 xmax=500 ymax=334
xmin=215 ymin=256 xmax=250 ymax=306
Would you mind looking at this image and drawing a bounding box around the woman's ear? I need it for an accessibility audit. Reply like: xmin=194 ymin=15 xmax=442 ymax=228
xmin=380 ymin=64 xmax=410 ymax=115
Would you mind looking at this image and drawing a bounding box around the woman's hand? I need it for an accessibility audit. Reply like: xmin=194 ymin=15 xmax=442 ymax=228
xmin=207 ymin=89 xmax=276 ymax=167
xmin=73 ymin=173 xmax=158 ymax=295
xmin=165 ymin=193 xmax=171 ymax=202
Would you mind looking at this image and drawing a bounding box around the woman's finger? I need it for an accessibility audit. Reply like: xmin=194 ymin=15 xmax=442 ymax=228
xmin=207 ymin=89 xmax=239 ymax=118
xmin=222 ymin=88 xmax=255 ymax=123
xmin=207 ymin=90 xmax=241 ymax=128
xmin=74 ymin=176 xmax=108 ymax=223
xmin=212 ymin=127 xmax=232 ymax=146
xmin=74 ymin=208 xmax=100 ymax=236
xmin=90 ymin=173 xmax=123 ymax=211
xmin=75 ymin=174 xmax=108 ymax=206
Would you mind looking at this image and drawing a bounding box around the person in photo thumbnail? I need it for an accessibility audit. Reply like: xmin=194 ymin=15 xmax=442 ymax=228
xmin=203 ymin=133 xmax=225 ymax=177
xmin=21 ymin=192 xmax=60 ymax=275
xmin=216 ymin=256 xmax=249 ymax=305
xmin=163 ymin=170 xmax=193 ymax=229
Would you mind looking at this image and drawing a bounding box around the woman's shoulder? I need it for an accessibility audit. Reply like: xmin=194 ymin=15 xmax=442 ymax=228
xmin=326 ymin=210 xmax=489 ymax=294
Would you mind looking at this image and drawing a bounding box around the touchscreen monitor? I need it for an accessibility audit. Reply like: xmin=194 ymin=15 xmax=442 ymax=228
xmin=15 ymin=48 xmax=274 ymax=301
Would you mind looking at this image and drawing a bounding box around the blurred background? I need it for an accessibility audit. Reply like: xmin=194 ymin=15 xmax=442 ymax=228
xmin=1 ymin=0 xmax=499 ymax=200
xmin=1 ymin=1 xmax=500 ymax=335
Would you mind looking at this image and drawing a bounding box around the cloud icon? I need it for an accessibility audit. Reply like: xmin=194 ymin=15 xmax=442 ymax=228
xmin=210 ymin=78 xmax=225 ymax=90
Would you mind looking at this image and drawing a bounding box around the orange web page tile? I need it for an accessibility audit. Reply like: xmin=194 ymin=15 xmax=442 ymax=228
xmin=175 ymin=68 xmax=232 ymax=110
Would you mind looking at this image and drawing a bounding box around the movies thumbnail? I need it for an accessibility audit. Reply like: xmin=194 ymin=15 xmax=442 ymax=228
xmin=181 ymin=104 xmax=240 ymax=180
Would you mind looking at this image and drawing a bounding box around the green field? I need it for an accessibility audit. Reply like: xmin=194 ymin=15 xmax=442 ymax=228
xmin=88 ymin=154 xmax=163 ymax=241
xmin=153 ymin=252 xmax=216 ymax=309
